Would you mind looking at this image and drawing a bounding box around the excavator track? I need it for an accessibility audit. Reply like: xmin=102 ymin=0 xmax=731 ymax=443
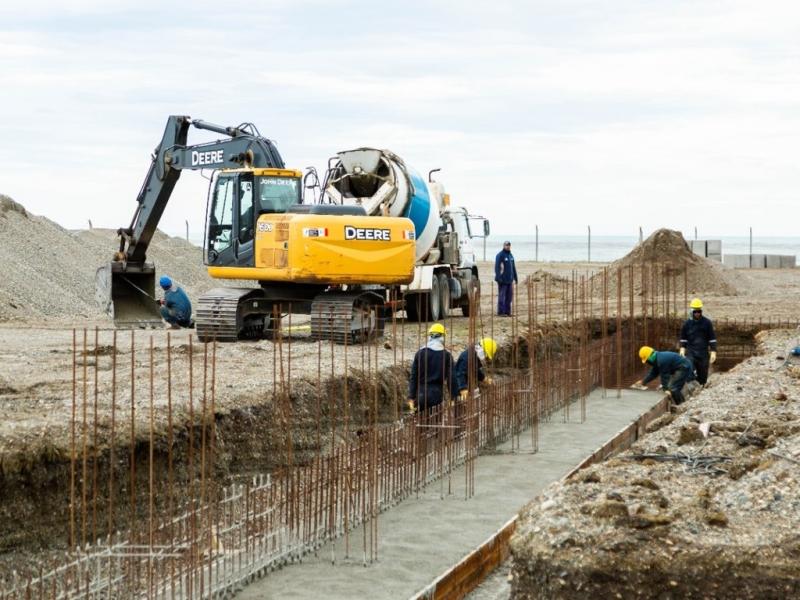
xmin=310 ymin=292 xmax=385 ymax=344
xmin=195 ymin=287 xmax=259 ymax=343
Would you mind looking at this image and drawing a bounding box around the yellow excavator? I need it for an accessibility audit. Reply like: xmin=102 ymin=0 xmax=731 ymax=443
xmin=96 ymin=116 xmax=415 ymax=342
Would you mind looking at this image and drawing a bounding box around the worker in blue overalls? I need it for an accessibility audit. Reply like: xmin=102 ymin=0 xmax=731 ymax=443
xmin=494 ymin=240 xmax=518 ymax=316
xmin=679 ymin=298 xmax=717 ymax=386
xmin=408 ymin=323 xmax=457 ymax=413
xmin=158 ymin=275 xmax=193 ymax=329
xmin=632 ymin=346 xmax=694 ymax=405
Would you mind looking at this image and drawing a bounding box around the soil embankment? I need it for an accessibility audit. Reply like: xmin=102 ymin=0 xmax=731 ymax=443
xmin=510 ymin=329 xmax=800 ymax=599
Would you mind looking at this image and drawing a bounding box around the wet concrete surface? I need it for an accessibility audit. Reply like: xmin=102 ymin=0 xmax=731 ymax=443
xmin=236 ymin=389 xmax=661 ymax=600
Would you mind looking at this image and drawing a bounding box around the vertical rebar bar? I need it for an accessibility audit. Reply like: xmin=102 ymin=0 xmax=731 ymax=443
xmin=70 ymin=329 xmax=77 ymax=550
xmin=92 ymin=327 xmax=99 ymax=545
xmin=81 ymin=329 xmax=88 ymax=550
xmin=108 ymin=330 xmax=116 ymax=539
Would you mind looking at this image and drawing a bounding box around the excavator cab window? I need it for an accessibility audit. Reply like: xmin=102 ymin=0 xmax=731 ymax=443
xmin=209 ymin=175 xmax=235 ymax=257
xmin=257 ymin=176 xmax=301 ymax=214
xmin=238 ymin=178 xmax=254 ymax=244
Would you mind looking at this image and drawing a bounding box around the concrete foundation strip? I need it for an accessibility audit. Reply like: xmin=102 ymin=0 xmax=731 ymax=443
xmin=410 ymin=394 xmax=671 ymax=600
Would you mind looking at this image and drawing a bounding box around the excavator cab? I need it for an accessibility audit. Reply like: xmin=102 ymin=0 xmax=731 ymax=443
xmin=205 ymin=168 xmax=302 ymax=269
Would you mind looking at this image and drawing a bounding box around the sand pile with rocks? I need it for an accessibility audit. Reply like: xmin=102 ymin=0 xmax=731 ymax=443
xmin=0 ymin=194 xmax=233 ymax=323
xmin=524 ymin=269 xmax=570 ymax=298
xmin=597 ymin=228 xmax=738 ymax=297
xmin=510 ymin=328 xmax=800 ymax=599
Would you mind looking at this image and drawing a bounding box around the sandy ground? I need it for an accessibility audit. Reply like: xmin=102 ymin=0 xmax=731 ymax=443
xmin=235 ymin=389 xmax=661 ymax=600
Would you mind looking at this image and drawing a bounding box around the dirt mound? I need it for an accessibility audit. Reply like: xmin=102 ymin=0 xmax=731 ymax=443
xmin=528 ymin=269 xmax=569 ymax=285
xmin=599 ymin=229 xmax=738 ymax=297
xmin=524 ymin=269 xmax=570 ymax=298
xmin=0 ymin=194 xmax=238 ymax=323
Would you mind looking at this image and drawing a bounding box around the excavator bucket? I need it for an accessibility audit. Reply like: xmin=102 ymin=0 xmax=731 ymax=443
xmin=96 ymin=262 xmax=163 ymax=328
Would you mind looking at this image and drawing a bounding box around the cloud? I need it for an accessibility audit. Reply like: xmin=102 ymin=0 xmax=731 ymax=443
xmin=1 ymin=0 xmax=799 ymax=238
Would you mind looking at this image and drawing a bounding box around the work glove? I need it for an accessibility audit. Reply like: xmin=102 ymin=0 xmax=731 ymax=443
xmin=679 ymin=347 xmax=686 ymax=357
xmin=629 ymin=381 xmax=647 ymax=391
xmin=406 ymin=400 xmax=417 ymax=414
xmin=710 ymin=351 xmax=717 ymax=364
xmin=484 ymin=377 xmax=493 ymax=385
xmin=459 ymin=390 xmax=468 ymax=401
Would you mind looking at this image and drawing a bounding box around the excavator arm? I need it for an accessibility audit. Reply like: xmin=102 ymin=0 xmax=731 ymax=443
xmin=119 ymin=115 xmax=284 ymax=263
xmin=98 ymin=115 xmax=284 ymax=327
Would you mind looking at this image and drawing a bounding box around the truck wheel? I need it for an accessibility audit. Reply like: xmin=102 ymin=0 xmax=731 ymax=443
xmin=461 ymin=273 xmax=480 ymax=317
xmin=405 ymin=295 xmax=420 ymax=322
xmin=437 ymin=273 xmax=450 ymax=318
xmin=428 ymin=275 xmax=441 ymax=322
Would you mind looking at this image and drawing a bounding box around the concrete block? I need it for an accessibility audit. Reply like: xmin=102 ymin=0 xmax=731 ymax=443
xmin=766 ymin=255 xmax=782 ymax=269
xmin=750 ymin=254 xmax=766 ymax=268
xmin=690 ymin=240 xmax=707 ymax=256
xmin=723 ymin=254 xmax=750 ymax=268
xmin=780 ymin=255 xmax=797 ymax=268
xmin=707 ymin=253 xmax=722 ymax=262
xmin=706 ymin=240 xmax=722 ymax=255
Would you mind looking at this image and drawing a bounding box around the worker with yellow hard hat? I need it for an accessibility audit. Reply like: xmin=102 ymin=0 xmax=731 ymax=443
xmin=631 ymin=345 xmax=694 ymax=405
xmin=679 ymin=297 xmax=717 ymax=386
xmin=455 ymin=337 xmax=497 ymax=401
xmin=408 ymin=323 xmax=458 ymax=414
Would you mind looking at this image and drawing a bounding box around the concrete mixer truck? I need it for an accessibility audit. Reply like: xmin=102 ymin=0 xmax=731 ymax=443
xmin=322 ymin=148 xmax=490 ymax=322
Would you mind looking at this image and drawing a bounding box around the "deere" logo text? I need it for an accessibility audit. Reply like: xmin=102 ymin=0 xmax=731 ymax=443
xmin=344 ymin=226 xmax=391 ymax=241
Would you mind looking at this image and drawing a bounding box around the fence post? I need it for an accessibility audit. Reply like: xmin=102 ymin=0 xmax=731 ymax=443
xmin=587 ymin=226 xmax=591 ymax=263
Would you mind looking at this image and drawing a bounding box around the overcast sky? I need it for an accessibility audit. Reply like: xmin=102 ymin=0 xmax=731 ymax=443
xmin=1 ymin=1 xmax=799 ymax=238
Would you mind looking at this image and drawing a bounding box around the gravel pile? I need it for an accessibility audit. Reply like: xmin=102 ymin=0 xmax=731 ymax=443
xmin=597 ymin=228 xmax=739 ymax=297
xmin=510 ymin=328 xmax=800 ymax=599
xmin=0 ymin=194 xmax=241 ymax=323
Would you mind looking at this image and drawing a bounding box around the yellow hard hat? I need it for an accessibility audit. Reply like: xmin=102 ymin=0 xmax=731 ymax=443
xmin=689 ymin=298 xmax=703 ymax=310
xmin=639 ymin=346 xmax=655 ymax=363
xmin=428 ymin=323 xmax=446 ymax=336
xmin=480 ymin=338 xmax=498 ymax=361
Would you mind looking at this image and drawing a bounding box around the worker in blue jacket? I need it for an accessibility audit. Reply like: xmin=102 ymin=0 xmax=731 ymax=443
xmin=679 ymin=298 xmax=717 ymax=386
xmin=158 ymin=275 xmax=193 ymax=328
xmin=408 ymin=323 xmax=457 ymax=413
xmin=632 ymin=346 xmax=694 ymax=405
xmin=494 ymin=240 xmax=518 ymax=316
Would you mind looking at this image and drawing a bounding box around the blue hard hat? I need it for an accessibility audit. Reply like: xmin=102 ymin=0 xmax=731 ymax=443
xmin=159 ymin=275 xmax=173 ymax=290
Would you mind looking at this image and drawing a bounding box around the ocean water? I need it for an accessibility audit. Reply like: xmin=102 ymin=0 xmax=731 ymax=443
xmin=184 ymin=232 xmax=800 ymax=264
xmin=477 ymin=235 xmax=800 ymax=263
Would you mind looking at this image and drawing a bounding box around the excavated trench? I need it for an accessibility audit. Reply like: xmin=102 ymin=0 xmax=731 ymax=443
xmin=508 ymin=325 xmax=800 ymax=599
xmin=0 ymin=318 xmax=768 ymax=580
